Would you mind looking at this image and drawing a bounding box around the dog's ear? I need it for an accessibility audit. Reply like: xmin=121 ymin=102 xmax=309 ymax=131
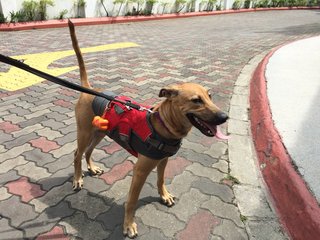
xmin=159 ymin=87 xmax=179 ymax=99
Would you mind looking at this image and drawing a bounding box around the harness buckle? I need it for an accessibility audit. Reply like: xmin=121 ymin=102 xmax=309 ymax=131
xmin=157 ymin=143 xmax=165 ymax=151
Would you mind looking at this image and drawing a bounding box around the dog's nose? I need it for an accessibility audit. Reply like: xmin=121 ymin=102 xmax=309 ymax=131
xmin=216 ymin=111 xmax=229 ymax=124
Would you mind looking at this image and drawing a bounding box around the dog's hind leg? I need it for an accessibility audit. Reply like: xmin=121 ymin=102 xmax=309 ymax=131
xmin=157 ymin=158 xmax=175 ymax=206
xmin=73 ymin=129 xmax=93 ymax=190
xmin=85 ymin=131 xmax=105 ymax=175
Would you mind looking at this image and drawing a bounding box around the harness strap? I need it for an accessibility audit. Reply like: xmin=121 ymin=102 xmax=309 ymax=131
xmin=147 ymin=137 xmax=181 ymax=154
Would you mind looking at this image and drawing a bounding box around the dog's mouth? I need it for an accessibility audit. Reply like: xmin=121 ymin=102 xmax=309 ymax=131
xmin=186 ymin=113 xmax=230 ymax=140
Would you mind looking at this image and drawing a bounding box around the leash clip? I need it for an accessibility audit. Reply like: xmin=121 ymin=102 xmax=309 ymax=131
xmin=139 ymin=106 xmax=153 ymax=113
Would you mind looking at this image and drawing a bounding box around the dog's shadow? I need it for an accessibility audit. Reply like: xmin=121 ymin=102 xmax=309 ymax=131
xmin=22 ymin=172 xmax=163 ymax=239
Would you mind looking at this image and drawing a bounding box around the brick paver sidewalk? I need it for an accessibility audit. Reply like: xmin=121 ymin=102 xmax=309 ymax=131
xmin=0 ymin=10 xmax=319 ymax=239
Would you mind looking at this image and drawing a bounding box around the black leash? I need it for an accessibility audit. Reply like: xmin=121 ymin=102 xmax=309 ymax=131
xmin=0 ymin=54 xmax=151 ymax=112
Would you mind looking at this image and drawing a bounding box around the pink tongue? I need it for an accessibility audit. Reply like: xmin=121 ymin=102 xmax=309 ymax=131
xmin=215 ymin=126 xmax=230 ymax=140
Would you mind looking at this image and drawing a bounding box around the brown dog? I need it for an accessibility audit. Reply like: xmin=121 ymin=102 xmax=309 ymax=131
xmin=68 ymin=20 xmax=229 ymax=238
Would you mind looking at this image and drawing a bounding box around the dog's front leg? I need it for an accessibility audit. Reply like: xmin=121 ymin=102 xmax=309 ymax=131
xmin=123 ymin=154 xmax=158 ymax=238
xmin=157 ymin=158 xmax=175 ymax=206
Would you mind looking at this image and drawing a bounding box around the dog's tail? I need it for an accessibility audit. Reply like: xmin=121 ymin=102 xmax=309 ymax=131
xmin=68 ymin=19 xmax=91 ymax=88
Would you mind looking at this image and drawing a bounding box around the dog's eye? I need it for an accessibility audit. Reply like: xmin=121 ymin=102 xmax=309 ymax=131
xmin=208 ymin=92 xmax=212 ymax=99
xmin=191 ymin=98 xmax=203 ymax=104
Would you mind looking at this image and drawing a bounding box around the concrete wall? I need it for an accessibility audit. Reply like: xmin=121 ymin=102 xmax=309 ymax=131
xmin=0 ymin=0 xmax=236 ymax=21
xmin=1 ymin=0 xmax=25 ymax=19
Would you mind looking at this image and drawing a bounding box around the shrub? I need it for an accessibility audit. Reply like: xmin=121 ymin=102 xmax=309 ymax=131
xmin=38 ymin=0 xmax=54 ymax=20
xmin=186 ymin=0 xmax=196 ymax=12
xmin=244 ymin=0 xmax=251 ymax=8
xmin=143 ymin=0 xmax=157 ymax=15
xmin=58 ymin=9 xmax=68 ymax=19
xmin=206 ymin=0 xmax=217 ymax=10
xmin=175 ymin=0 xmax=187 ymax=12
xmin=21 ymin=0 xmax=54 ymax=21
xmin=256 ymin=0 xmax=269 ymax=7
xmin=296 ymin=0 xmax=307 ymax=5
xmin=0 ymin=13 xmax=7 ymax=23
xmin=9 ymin=10 xmax=27 ymax=23
xmin=232 ymin=0 xmax=242 ymax=9
xmin=22 ymin=0 xmax=38 ymax=21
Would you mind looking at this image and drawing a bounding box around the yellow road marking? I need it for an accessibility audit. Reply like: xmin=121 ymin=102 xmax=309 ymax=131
xmin=0 ymin=42 xmax=139 ymax=91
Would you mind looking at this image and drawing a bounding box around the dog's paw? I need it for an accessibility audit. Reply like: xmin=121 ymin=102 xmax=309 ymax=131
xmin=72 ymin=178 xmax=83 ymax=191
xmin=88 ymin=165 xmax=104 ymax=176
xmin=161 ymin=192 xmax=175 ymax=207
xmin=123 ymin=222 xmax=138 ymax=239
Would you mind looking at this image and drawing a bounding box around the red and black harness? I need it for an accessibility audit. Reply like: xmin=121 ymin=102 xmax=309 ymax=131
xmin=92 ymin=92 xmax=182 ymax=160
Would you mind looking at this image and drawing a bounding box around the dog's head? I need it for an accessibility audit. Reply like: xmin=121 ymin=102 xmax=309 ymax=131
xmin=159 ymin=83 xmax=229 ymax=139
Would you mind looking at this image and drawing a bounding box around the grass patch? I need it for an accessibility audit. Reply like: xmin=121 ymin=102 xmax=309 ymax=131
xmin=240 ymin=214 xmax=248 ymax=222
xmin=223 ymin=174 xmax=240 ymax=185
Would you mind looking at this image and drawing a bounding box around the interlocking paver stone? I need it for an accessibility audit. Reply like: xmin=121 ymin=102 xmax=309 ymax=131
xmin=0 ymin=156 xmax=27 ymax=174
xmin=8 ymin=106 xmax=31 ymax=116
xmin=0 ymin=195 xmax=39 ymax=227
xmin=1 ymin=10 xmax=319 ymax=239
xmin=18 ymin=115 xmax=47 ymax=128
xmin=53 ymin=131 xmax=77 ymax=146
xmin=0 ymin=121 xmax=21 ymax=133
xmin=212 ymin=160 xmax=229 ymax=173
xmin=0 ymin=103 xmax=16 ymax=112
xmin=202 ymin=195 xmax=244 ymax=227
xmin=36 ymin=226 xmax=69 ymax=240
xmin=192 ymin=177 xmax=234 ymax=203
xmin=186 ymin=162 xmax=225 ymax=183
xmin=65 ymin=189 xmax=111 ymax=219
xmin=22 ymin=148 xmax=56 ymax=166
xmin=21 ymin=201 xmax=75 ymax=239
xmin=164 ymin=157 xmax=191 ymax=179
xmin=30 ymin=136 xmax=61 ymax=153
xmin=12 ymin=123 xmax=43 ymax=138
xmin=0 ymin=132 xmax=14 ymax=145
xmin=42 ymin=118 xmax=67 ymax=131
xmin=96 ymin=203 xmax=125 ymax=231
xmin=169 ymin=188 xmax=209 ymax=222
xmin=136 ymin=204 xmax=185 ymax=238
xmin=176 ymin=210 xmax=220 ymax=240
xmin=44 ymin=153 xmax=74 ymax=173
xmin=1 ymin=143 xmax=33 ymax=162
xmin=100 ymin=160 xmax=133 ymax=185
xmin=30 ymin=182 xmax=73 ymax=213
xmin=0 ymin=170 xmax=20 ymax=186
xmin=3 ymin=132 xmax=38 ymax=150
xmin=45 ymin=111 xmax=70 ymax=122
xmin=179 ymin=148 xmax=219 ymax=166
xmin=101 ymin=176 xmax=132 ymax=201
xmin=60 ymin=211 xmax=110 ymax=240
xmin=204 ymin=141 xmax=228 ymax=158
xmin=211 ymin=218 xmax=248 ymax=240
xmin=0 ymin=186 xmax=11 ymax=200
xmin=37 ymin=127 xmax=64 ymax=140
xmin=25 ymin=108 xmax=51 ymax=120
xmin=5 ymin=176 xmax=46 ymax=202
xmin=38 ymin=166 xmax=73 ymax=191
xmin=50 ymin=141 xmax=77 ymax=158
xmin=167 ymin=170 xmax=198 ymax=198
xmin=0 ymin=217 xmax=24 ymax=239
xmin=15 ymin=162 xmax=51 ymax=180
